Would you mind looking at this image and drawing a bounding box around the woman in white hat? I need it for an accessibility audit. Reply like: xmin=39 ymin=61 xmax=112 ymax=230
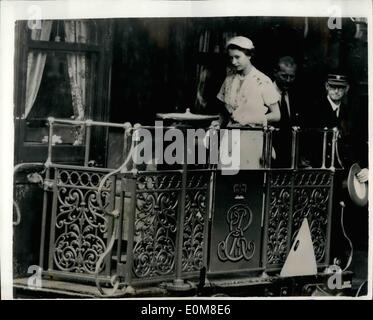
xmin=217 ymin=36 xmax=280 ymax=169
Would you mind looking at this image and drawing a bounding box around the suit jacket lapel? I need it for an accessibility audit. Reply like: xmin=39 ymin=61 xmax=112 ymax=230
xmin=324 ymin=97 xmax=339 ymax=128
xmin=288 ymin=91 xmax=298 ymax=124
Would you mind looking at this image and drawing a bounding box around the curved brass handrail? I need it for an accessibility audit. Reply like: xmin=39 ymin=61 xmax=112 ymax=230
xmin=94 ymin=123 xmax=139 ymax=296
xmin=94 ymin=219 xmax=121 ymax=296
xmin=96 ymin=123 xmax=137 ymax=215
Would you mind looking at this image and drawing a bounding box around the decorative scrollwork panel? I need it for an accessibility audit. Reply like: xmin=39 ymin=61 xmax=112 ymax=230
xmin=182 ymin=172 xmax=210 ymax=273
xmin=294 ymin=171 xmax=332 ymax=187
xmin=291 ymin=171 xmax=332 ymax=263
xmin=265 ymin=171 xmax=332 ymax=267
xmin=186 ymin=172 xmax=210 ymax=189
xmin=266 ymin=186 xmax=291 ymax=265
xmin=136 ymin=174 xmax=182 ymax=191
xmin=270 ymin=172 xmax=293 ymax=187
xmin=292 ymin=186 xmax=330 ymax=262
xmin=182 ymin=189 xmax=207 ymax=273
xmin=132 ymin=173 xmax=181 ymax=279
xmin=52 ymin=169 xmax=112 ymax=275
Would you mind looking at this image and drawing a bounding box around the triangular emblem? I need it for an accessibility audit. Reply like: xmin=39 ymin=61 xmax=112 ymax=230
xmin=280 ymin=218 xmax=318 ymax=277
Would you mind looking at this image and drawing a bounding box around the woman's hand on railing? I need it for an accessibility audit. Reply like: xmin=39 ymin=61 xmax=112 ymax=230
xmin=232 ymin=109 xmax=267 ymax=126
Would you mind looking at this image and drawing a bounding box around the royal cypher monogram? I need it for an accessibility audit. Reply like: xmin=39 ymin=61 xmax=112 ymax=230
xmin=217 ymin=184 xmax=255 ymax=262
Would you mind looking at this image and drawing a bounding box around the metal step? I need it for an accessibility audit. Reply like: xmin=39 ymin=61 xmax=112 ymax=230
xmin=13 ymin=278 xmax=98 ymax=298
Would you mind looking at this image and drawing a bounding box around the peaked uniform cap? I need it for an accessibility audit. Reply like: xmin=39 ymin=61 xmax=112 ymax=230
xmin=327 ymin=73 xmax=348 ymax=86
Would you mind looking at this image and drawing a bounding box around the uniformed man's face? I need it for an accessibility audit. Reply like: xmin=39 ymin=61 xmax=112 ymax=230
xmin=274 ymin=63 xmax=296 ymax=91
xmin=228 ymin=49 xmax=251 ymax=72
xmin=326 ymin=83 xmax=348 ymax=103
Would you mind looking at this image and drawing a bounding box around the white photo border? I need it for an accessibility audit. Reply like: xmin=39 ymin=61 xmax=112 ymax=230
xmin=1 ymin=0 xmax=372 ymax=300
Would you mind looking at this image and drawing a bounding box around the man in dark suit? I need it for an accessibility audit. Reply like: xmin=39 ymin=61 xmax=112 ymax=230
xmin=315 ymin=73 xmax=349 ymax=128
xmin=272 ymin=56 xmax=303 ymax=167
xmin=309 ymin=73 xmax=368 ymax=288
xmin=311 ymin=73 xmax=368 ymax=174
xmin=306 ymin=73 xmax=351 ymax=168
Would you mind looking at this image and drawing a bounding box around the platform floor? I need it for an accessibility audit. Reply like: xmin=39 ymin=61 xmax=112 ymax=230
xmin=12 ymin=269 xmax=362 ymax=299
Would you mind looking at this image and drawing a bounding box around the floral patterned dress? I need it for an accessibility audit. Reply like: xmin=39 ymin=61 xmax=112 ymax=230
xmin=217 ymin=66 xmax=279 ymax=169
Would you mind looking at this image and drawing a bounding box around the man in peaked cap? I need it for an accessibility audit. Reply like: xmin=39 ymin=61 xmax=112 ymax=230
xmin=305 ymin=71 xmax=351 ymax=168
xmin=321 ymin=73 xmax=350 ymax=128
xmin=308 ymin=71 xmax=369 ymax=291
xmin=307 ymin=71 xmax=368 ymax=174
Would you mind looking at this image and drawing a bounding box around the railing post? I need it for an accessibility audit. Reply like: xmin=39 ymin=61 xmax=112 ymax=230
xmin=325 ymin=171 xmax=335 ymax=266
xmin=330 ymin=127 xmax=338 ymax=170
xmin=165 ymin=127 xmax=193 ymax=292
xmin=38 ymin=165 xmax=50 ymax=269
xmin=173 ymin=165 xmax=188 ymax=287
xmin=39 ymin=118 xmax=54 ymax=269
xmin=267 ymin=126 xmax=274 ymax=169
xmin=321 ymin=128 xmax=328 ymax=169
xmin=177 ymin=128 xmax=192 ymax=290
xmin=123 ymin=175 xmax=136 ymax=289
xmin=122 ymin=123 xmax=132 ymax=171
xmin=291 ymin=126 xmax=299 ymax=169
xmin=84 ymin=120 xmax=92 ymax=166
xmin=262 ymin=126 xmax=268 ymax=168
xmin=261 ymin=168 xmax=271 ymax=278
xmin=115 ymin=176 xmax=125 ymax=275
xmin=47 ymin=117 xmax=54 ymax=164
xmin=123 ymin=124 xmax=141 ymax=289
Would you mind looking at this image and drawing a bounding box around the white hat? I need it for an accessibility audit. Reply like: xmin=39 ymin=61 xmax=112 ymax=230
xmin=226 ymin=36 xmax=254 ymax=50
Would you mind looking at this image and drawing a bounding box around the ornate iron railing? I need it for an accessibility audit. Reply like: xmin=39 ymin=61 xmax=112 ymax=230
xmin=263 ymin=169 xmax=334 ymax=271
xmin=117 ymin=169 xmax=211 ymax=288
xmin=36 ymin=118 xmax=135 ymax=283
xmin=46 ymin=167 xmax=115 ymax=278
xmin=14 ymin=118 xmax=341 ymax=295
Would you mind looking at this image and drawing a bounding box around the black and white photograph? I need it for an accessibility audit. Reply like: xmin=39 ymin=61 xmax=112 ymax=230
xmin=0 ymin=0 xmax=371 ymax=301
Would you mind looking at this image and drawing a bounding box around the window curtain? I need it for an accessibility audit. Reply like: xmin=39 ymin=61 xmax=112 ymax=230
xmin=25 ymin=20 xmax=53 ymax=118
xmin=64 ymin=21 xmax=88 ymax=145
xmin=64 ymin=20 xmax=88 ymax=121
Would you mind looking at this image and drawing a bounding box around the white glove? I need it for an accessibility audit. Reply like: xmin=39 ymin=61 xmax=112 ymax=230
xmin=357 ymin=168 xmax=369 ymax=183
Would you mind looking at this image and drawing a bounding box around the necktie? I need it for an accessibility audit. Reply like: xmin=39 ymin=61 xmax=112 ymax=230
xmin=280 ymin=91 xmax=290 ymax=126
xmin=330 ymin=107 xmax=338 ymax=128
xmin=334 ymin=108 xmax=339 ymax=119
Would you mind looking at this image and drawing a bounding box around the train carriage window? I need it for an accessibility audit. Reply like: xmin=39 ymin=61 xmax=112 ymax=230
xmin=24 ymin=50 xmax=97 ymax=145
xmin=14 ymin=19 xmax=113 ymax=164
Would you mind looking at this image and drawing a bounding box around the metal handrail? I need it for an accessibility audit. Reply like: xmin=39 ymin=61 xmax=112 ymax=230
xmin=94 ymin=123 xmax=139 ymax=296
xmin=96 ymin=122 xmax=135 ymax=215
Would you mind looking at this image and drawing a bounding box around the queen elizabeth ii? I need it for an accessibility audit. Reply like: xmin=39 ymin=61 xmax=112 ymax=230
xmin=217 ymin=36 xmax=280 ymax=169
